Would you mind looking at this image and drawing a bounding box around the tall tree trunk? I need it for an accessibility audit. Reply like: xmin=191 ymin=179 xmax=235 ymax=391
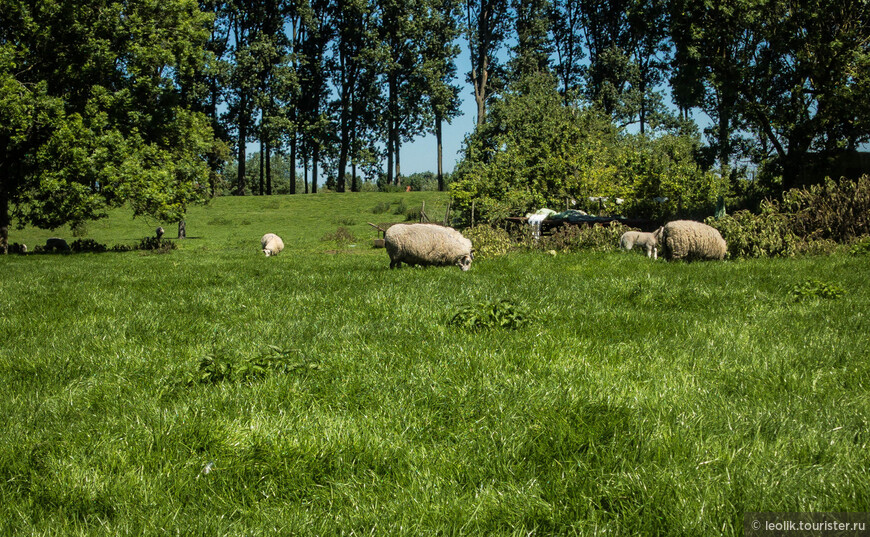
xmin=337 ymin=100 xmax=349 ymax=193
xmin=259 ymin=138 xmax=265 ymax=195
xmin=304 ymin=154 xmax=309 ymax=194
xmin=388 ymin=73 xmax=398 ymax=185
xmin=265 ymin=140 xmax=272 ymax=195
xmin=290 ymin=132 xmax=297 ymax=195
xmin=0 ymin=187 xmax=9 ymax=255
xmin=352 ymin=161 xmax=358 ymax=192
xmin=236 ymin=94 xmax=248 ymax=196
xmin=396 ymin=138 xmax=401 ymax=183
xmin=312 ymin=144 xmax=319 ymax=194
xmin=436 ymin=114 xmax=444 ymax=191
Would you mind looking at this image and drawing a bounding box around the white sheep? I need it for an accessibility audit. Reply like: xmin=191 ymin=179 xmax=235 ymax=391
xmin=657 ymin=220 xmax=727 ymax=261
xmin=261 ymin=233 xmax=284 ymax=257
xmin=385 ymin=223 xmax=473 ymax=271
xmin=619 ymin=230 xmax=659 ymax=260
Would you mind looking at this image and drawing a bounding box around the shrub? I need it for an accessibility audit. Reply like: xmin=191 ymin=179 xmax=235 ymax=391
xmin=537 ymin=222 xmax=628 ymax=252
xmin=136 ymin=236 xmax=177 ymax=253
xmin=849 ymin=237 xmax=870 ymax=256
xmin=371 ymin=201 xmax=390 ymax=214
xmin=321 ymin=227 xmax=356 ymax=244
xmin=403 ymin=206 xmax=423 ymax=222
xmin=781 ymin=175 xmax=870 ymax=242
xmin=706 ymin=204 xmax=799 ymax=258
xmin=69 ymin=238 xmax=108 ymax=253
xmin=463 ymin=225 xmax=513 ymax=259
xmin=448 ymin=299 xmax=530 ymax=331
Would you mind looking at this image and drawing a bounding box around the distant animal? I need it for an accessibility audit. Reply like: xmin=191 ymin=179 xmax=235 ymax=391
xmin=8 ymin=243 xmax=27 ymax=254
xmin=385 ymin=223 xmax=473 ymax=271
xmin=261 ymin=233 xmax=284 ymax=256
xmin=45 ymin=237 xmax=70 ymax=252
xmin=619 ymin=230 xmax=659 ymax=260
xmin=156 ymin=227 xmax=165 ymax=240
xmin=657 ymin=220 xmax=727 ymax=261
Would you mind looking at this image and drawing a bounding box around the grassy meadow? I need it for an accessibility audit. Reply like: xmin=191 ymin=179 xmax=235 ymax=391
xmin=1 ymin=192 xmax=869 ymax=535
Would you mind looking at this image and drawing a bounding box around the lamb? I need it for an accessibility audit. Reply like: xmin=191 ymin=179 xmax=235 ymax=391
xmin=657 ymin=220 xmax=727 ymax=261
xmin=619 ymin=230 xmax=659 ymax=260
xmin=45 ymin=237 xmax=70 ymax=252
xmin=261 ymin=233 xmax=284 ymax=257
xmin=384 ymin=223 xmax=473 ymax=271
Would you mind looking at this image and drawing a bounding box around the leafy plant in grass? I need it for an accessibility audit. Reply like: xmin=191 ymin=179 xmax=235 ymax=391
xmin=189 ymin=345 xmax=316 ymax=385
xmin=371 ymin=201 xmax=390 ymax=214
xmin=448 ymin=299 xmax=530 ymax=331
xmin=790 ymin=279 xmax=845 ymax=301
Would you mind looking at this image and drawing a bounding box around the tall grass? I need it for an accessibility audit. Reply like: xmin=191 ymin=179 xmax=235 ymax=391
xmin=1 ymin=192 xmax=868 ymax=535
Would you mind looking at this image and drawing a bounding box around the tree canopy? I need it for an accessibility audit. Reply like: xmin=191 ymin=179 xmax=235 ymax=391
xmin=0 ymin=0 xmax=219 ymax=248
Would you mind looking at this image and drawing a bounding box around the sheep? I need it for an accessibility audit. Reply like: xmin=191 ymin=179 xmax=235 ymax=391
xmin=45 ymin=237 xmax=70 ymax=252
xmin=385 ymin=223 xmax=473 ymax=271
xmin=156 ymin=227 xmax=165 ymax=241
xmin=619 ymin=230 xmax=659 ymax=260
xmin=261 ymin=233 xmax=284 ymax=257
xmin=657 ymin=220 xmax=727 ymax=261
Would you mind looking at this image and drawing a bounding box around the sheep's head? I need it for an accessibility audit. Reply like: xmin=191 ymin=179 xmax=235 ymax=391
xmin=263 ymin=248 xmax=274 ymax=257
xmin=457 ymin=254 xmax=472 ymax=271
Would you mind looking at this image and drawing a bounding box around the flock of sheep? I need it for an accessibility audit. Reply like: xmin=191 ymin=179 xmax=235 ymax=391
xmin=260 ymin=219 xmax=726 ymax=270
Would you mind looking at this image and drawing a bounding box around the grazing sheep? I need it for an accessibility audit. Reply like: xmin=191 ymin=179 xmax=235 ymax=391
xmin=261 ymin=233 xmax=284 ymax=256
xmin=619 ymin=230 xmax=659 ymax=260
xmin=45 ymin=237 xmax=70 ymax=252
xmin=657 ymin=220 xmax=727 ymax=261
xmin=156 ymin=227 xmax=165 ymax=241
xmin=385 ymin=223 xmax=473 ymax=271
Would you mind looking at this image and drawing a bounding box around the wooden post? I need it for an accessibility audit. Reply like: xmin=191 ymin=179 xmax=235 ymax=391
xmin=443 ymin=201 xmax=451 ymax=226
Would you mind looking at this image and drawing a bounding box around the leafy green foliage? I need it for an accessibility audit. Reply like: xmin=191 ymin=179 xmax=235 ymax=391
xmin=69 ymin=239 xmax=107 ymax=254
xmin=537 ymin=221 xmax=628 ymax=252
xmin=463 ymin=225 xmax=514 ymax=258
xmin=450 ymin=73 xmax=723 ymax=223
xmin=189 ymin=345 xmax=315 ymax=385
xmin=781 ymin=175 xmax=870 ymax=243
xmin=320 ymin=227 xmax=356 ymax=244
xmin=790 ymin=279 xmax=846 ymax=301
xmin=708 ymin=176 xmax=870 ymax=258
xmin=1 ymin=0 xmax=216 ymax=232
xmin=448 ymin=299 xmax=530 ymax=331
xmin=136 ymin=236 xmax=177 ymax=253
xmin=849 ymin=237 xmax=870 ymax=256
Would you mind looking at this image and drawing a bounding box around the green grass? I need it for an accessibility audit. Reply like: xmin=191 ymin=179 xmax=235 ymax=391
xmin=2 ymin=193 xmax=869 ymax=535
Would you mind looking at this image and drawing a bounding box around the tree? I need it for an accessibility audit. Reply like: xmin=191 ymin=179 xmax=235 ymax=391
xmin=549 ymin=0 xmax=585 ymax=100
xmin=507 ymin=0 xmax=552 ymax=81
xmin=419 ymin=0 xmax=463 ymax=191
xmin=0 ymin=0 xmax=216 ymax=253
xmin=463 ymin=0 xmax=512 ymax=125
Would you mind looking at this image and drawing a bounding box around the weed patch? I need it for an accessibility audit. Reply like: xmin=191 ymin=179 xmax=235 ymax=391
xmin=448 ymin=299 xmax=530 ymax=331
xmin=790 ymin=279 xmax=845 ymax=301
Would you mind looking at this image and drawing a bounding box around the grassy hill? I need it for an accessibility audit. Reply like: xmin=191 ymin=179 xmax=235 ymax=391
xmin=1 ymin=192 xmax=868 ymax=535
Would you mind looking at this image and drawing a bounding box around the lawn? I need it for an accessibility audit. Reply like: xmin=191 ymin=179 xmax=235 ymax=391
xmin=1 ymin=192 xmax=868 ymax=535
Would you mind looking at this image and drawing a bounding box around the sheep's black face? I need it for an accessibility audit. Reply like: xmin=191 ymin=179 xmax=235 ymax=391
xmin=457 ymin=255 xmax=472 ymax=271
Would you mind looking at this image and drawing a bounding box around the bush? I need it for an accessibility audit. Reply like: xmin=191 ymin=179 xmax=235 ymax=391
xmin=136 ymin=236 xmax=177 ymax=253
xmin=537 ymin=222 xmax=628 ymax=252
xmin=782 ymin=175 xmax=870 ymax=242
xmin=706 ymin=204 xmax=799 ymax=258
xmin=69 ymin=238 xmax=108 ymax=253
xmin=849 ymin=237 xmax=870 ymax=256
xmin=463 ymin=225 xmax=513 ymax=259
xmin=371 ymin=201 xmax=390 ymax=214
xmin=448 ymin=299 xmax=530 ymax=331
